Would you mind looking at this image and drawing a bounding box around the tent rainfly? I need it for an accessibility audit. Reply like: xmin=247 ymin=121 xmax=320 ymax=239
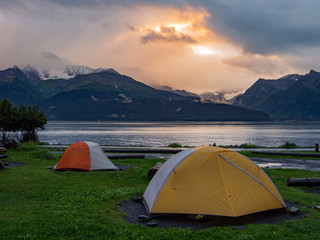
xmin=143 ymin=146 xmax=287 ymax=217
xmin=54 ymin=141 xmax=118 ymax=171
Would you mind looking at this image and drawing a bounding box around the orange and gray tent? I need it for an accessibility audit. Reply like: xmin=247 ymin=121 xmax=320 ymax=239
xmin=143 ymin=146 xmax=286 ymax=217
xmin=54 ymin=141 xmax=118 ymax=171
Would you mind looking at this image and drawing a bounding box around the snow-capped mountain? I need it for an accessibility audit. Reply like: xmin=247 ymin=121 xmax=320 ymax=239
xmin=23 ymin=64 xmax=117 ymax=82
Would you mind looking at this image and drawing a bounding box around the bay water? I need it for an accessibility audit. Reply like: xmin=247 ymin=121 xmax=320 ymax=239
xmin=38 ymin=121 xmax=320 ymax=147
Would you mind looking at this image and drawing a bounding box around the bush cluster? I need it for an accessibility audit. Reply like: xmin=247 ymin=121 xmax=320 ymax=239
xmin=167 ymin=142 xmax=182 ymax=148
xmin=279 ymin=142 xmax=299 ymax=148
xmin=240 ymin=142 xmax=260 ymax=148
xmin=0 ymin=99 xmax=47 ymax=147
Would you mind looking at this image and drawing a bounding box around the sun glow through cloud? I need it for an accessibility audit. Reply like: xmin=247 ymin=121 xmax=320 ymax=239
xmin=191 ymin=46 xmax=219 ymax=55
xmin=167 ymin=23 xmax=192 ymax=33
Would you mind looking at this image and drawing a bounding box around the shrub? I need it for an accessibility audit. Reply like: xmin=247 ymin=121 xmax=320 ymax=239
xmin=0 ymin=99 xmax=47 ymax=145
xmin=18 ymin=104 xmax=47 ymax=143
xmin=167 ymin=142 xmax=182 ymax=148
xmin=240 ymin=142 xmax=260 ymax=148
xmin=17 ymin=143 xmax=38 ymax=151
xmin=279 ymin=142 xmax=299 ymax=148
xmin=30 ymin=150 xmax=56 ymax=161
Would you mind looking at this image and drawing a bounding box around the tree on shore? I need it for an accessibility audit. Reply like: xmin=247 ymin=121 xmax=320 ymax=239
xmin=0 ymin=99 xmax=20 ymax=143
xmin=0 ymin=99 xmax=47 ymax=147
xmin=18 ymin=104 xmax=47 ymax=142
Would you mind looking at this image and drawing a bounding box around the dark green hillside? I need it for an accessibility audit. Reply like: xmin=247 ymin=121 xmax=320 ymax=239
xmin=40 ymin=89 xmax=269 ymax=121
xmin=64 ymin=71 xmax=191 ymax=100
xmin=260 ymin=78 xmax=320 ymax=119
xmin=37 ymin=78 xmax=69 ymax=98
xmin=233 ymin=74 xmax=300 ymax=110
xmin=0 ymin=67 xmax=42 ymax=105
xmin=233 ymin=70 xmax=320 ymax=120
xmin=0 ymin=66 xmax=270 ymax=121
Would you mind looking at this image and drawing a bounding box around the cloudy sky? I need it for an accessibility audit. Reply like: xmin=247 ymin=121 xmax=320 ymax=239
xmin=1 ymin=0 xmax=320 ymax=94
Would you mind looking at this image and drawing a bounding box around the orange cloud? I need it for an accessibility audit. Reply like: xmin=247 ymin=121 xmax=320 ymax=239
xmin=3 ymin=2 xmax=300 ymax=94
xmin=140 ymin=25 xmax=196 ymax=44
xmin=125 ymin=5 xmax=217 ymax=45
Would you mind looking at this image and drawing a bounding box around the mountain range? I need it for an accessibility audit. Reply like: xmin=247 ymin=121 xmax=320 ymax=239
xmin=0 ymin=65 xmax=269 ymax=121
xmin=233 ymin=70 xmax=320 ymax=120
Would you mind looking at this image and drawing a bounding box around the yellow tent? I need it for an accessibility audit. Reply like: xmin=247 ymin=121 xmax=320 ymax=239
xmin=143 ymin=146 xmax=286 ymax=217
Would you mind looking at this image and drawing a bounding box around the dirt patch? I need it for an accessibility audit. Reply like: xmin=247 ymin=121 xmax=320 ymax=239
xmin=119 ymin=200 xmax=303 ymax=229
xmin=0 ymin=161 xmax=28 ymax=168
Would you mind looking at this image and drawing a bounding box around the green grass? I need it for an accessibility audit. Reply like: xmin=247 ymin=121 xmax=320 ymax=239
xmin=1 ymin=145 xmax=320 ymax=239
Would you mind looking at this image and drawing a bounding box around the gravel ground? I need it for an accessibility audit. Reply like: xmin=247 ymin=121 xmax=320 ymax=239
xmin=250 ymin=157 xmax=320 ymax=171
xmin=119 ymin=200 xmax=303 ymax=229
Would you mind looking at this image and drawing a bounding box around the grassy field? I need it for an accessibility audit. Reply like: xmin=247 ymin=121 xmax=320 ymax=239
xmin=1 ymin=144 xmax=320 ymax=240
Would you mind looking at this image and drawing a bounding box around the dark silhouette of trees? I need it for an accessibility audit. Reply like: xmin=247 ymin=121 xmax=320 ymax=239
xmin=0 ymin=99 xmax=47 ymax=147
xmin=18 ymin=104 xmax=47 ymax=142
xmin=0 ymin=99 xmax=19 ymax=144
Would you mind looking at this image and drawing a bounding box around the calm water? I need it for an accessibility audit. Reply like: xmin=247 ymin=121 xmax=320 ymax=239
xmin=38 ymin=121 xmax=320 ymax=147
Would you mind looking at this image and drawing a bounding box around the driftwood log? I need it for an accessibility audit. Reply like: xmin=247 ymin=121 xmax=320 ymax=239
xmin=103 ymin=148 xmax=181 ymax=154
xmin=107 ymin=154 xmax=145 ymax=159
xmin=0 ymin=161 xmax=4 ymax=168
xmin=287 ymin=178 xmax=320 ymax=187
xmin=0 ymin=147 xmax=7 ymax=153
xmin=148 ymin=162 xmax=163 ymax=179
xmin=252 ymin=151 xmax=320 ymax=158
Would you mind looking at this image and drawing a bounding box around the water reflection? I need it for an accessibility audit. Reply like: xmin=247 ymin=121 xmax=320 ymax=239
xmin=38 ymin=121 xmax=320 ymax=147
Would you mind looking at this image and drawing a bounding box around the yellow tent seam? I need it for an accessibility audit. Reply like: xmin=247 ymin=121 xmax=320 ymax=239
xmin=217 ymin=153 xmax=286 ymax=209
xmin=217 ymin=155 xmax=236 ymax=217
xmin=237 ymin=152 xmax=287 ymax=206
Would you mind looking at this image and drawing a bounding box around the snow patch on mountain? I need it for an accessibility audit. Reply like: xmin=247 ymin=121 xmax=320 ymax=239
xmin=22 ymin=64 xmax=117 ymax=81
xmin=91 ymin=95 xmax=99 ymax=102
xmin=118 ymin=93 xmax=132 ymax=103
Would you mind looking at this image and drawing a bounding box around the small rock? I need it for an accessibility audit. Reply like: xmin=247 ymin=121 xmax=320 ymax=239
xmin=138 ymin=215 xmax=150 ymax=222
xmin=132 ymin=196 xmax=143 ymax=202
xmin=194 ymin=214 xmax=206 ymax=221
xmin=47 ymin=166 xmax=55 ymax=172
xmin=147 ymin=221 xmax=158 ymax=227
xmin=148 ymin=162 xmax=163 ymax=179
xmin=290 ymin=207 xmax=300 ymax=215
